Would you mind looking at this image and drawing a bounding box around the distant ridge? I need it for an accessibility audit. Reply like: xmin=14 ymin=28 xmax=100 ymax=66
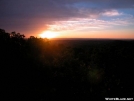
xmin=51 ymin=38 xmax=134 ymax=41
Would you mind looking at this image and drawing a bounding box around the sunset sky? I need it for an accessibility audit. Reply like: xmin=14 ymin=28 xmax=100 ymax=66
xmin=0 ymin=0 xmax=134 ymax=39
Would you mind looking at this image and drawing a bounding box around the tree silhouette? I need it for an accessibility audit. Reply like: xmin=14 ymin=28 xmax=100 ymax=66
xmin=0 ymin=29 xmax=10 ymax=41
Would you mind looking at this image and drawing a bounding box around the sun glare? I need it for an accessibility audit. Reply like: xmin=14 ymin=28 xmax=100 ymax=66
xmin=39 ymin=31 xmax=58 ymax=39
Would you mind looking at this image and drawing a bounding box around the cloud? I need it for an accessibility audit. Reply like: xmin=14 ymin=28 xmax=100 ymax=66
xmin=0 ymin=0 xmax=134 ymax=19
xmin=0 ymin=0 xmax=134 ymax=35
xmin=102 ymin=10 xmax=122 ymax=16
xmin=47 ymin=14 xmax=134 ymax=32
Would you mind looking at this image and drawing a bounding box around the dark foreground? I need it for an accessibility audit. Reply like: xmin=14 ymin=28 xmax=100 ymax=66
xmin=1 ymin=29 xmax=134 ymax=100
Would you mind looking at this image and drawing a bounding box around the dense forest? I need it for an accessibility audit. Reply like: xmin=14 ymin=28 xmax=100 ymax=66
xmin=1 ymin=28 xmax=134 ymax=100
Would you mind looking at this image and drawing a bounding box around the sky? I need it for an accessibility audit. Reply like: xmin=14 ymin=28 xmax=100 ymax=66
xmin=0 ymin=0 xmax=134 ymax=39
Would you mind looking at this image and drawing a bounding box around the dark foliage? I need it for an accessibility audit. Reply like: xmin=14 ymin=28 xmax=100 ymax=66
xmin=1 ymin=28 xmax=134 ymax=100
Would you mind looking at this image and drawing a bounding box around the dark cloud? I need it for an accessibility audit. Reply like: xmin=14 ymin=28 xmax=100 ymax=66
xmin=1 ymin=0 xmax=133 ymax=18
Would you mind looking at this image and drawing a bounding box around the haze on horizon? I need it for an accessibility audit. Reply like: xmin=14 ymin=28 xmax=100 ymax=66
xmin=0 ymin=0 xmax=134 ymax=39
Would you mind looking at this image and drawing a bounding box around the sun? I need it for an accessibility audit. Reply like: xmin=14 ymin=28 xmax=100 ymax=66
xmin=39 ymin=31 xmax=58 ymax=39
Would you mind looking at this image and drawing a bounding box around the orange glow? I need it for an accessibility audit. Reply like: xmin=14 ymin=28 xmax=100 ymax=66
xmin=39 ymin=31 xmax=58 ymax=39
xmin=53 ymin=30 xmax=134 ymax=39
